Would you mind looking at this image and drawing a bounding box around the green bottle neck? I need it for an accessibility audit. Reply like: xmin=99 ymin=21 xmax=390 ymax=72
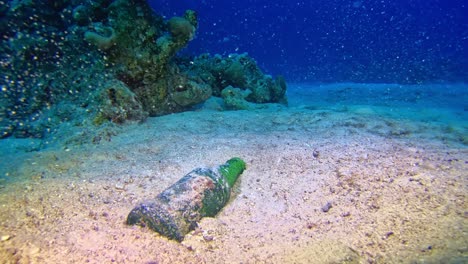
xmin=219 ymin=157 xmax=246 ymax=187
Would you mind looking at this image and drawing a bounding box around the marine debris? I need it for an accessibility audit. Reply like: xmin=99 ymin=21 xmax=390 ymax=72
xmin=127 ymin=158 xmax=246 ymax=241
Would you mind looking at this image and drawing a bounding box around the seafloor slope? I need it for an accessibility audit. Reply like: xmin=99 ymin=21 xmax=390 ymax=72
xmin=0 ymin=83 xmax=466 ymax=263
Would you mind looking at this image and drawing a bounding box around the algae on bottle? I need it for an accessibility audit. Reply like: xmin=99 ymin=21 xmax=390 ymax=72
xmin=127 ymin=157 xmax=246 ymax=241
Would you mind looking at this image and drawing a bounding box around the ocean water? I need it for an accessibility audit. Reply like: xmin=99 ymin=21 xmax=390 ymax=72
xmin=150 ymin=0 xmax=468 ymax=83
xmin=0 ymin=0 xmax=467 ymax=263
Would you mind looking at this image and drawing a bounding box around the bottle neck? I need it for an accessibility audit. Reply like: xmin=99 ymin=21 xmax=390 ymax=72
xmin=219 ymin=157 xmax=246 ymax=187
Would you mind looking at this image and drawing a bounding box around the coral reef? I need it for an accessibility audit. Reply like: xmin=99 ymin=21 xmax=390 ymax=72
xmin=221 ymin=86 xmax=254 ymax=110
xmin=0 ymin=0 xmax=109 ymax=138
xmin=84 ymin=24 xmax=116 ymax=50
xmin=183 ymin=53 xmax=288 ymax=105
xmin=0 ymin=0 xmax=287 ymax=143
xmin=170 ymin=75 xmax=212 ymax=109
xmin=92 ymin=80 xmax=148 ymax=125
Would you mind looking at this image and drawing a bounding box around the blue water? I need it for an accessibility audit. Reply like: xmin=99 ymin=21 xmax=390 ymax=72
xmin=0 ymin=1 xmax=468 ymax=262
xmin=149 ymin=0 xmax=468 ymax=83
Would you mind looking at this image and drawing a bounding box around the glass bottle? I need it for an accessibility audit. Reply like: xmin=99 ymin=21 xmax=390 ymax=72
xmin=127 ymin=157 xmax=246 ymax=241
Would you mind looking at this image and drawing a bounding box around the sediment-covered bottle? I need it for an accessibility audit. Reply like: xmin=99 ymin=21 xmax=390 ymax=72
xmin=127 ymin=157 xmax=246 ymax=241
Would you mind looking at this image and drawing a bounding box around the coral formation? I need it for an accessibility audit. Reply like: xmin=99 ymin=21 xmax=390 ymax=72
xmin=221 ymin=86 xmax=254 ymax=110
xmin=84 ymin=24 xmax=116 ymax=50
xmin=183 ymin=53 xmax=288 ymax=106
xmin=170 ymin=76 xmax=212 ymax=108
xmin=0 ymin=0 xmax=287 ymax=143
xmin=168 ymin=16 xmax=196 ymax=42
xmin=92 ymin=80 xmax=148 ymax=125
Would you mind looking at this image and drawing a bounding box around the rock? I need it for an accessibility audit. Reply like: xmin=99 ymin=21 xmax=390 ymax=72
xmin=115 ymin=183 xmax=125 ymax=190
xmin=321 ymin=202 xmax=332 ymax=212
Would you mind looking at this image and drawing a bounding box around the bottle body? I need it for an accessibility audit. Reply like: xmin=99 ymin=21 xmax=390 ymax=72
xmin=127 ymin=158 xmax=246 ymax=241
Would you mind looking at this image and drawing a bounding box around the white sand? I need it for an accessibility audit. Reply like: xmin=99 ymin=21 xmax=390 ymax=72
xmin=0 ymin=83 xmax=466 ymax=263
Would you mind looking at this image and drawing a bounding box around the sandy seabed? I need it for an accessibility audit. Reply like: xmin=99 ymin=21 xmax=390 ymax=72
xmin=0 ymin=84 xmax=466 ymax=263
